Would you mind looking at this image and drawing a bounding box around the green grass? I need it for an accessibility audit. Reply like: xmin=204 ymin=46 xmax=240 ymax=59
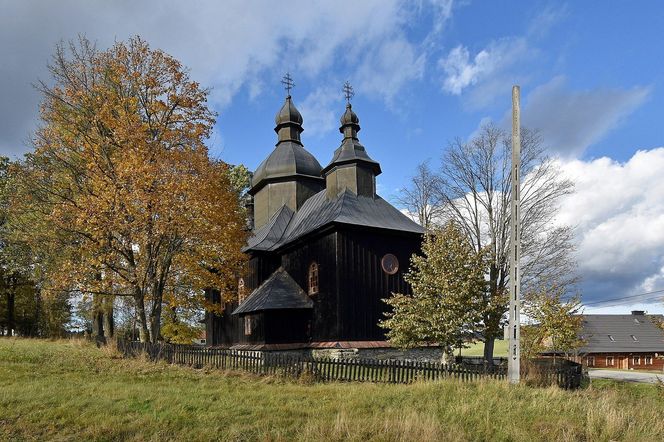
xmin=459 ymin=339 xmax=508 ymax=357
xmin=2 ymin=338 xmax=664 ymax=441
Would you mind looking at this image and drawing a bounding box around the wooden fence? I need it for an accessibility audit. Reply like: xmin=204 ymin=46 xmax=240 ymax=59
xmin=117 ymin=340 xmax=582 ymax=389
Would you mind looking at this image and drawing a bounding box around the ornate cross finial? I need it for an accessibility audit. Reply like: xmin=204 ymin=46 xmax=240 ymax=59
xmin=343 ymin=81 xmax=354 ymax=104
xmin=281 ymin=72 xmax=295 ymax=96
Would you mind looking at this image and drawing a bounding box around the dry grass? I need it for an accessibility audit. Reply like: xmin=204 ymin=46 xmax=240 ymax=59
xmin=1 ymin=337 xmax=663 ymax=441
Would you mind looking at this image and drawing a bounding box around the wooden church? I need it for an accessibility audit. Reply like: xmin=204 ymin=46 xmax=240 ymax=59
xmin=206 ymin=82 xmax=424 ymax=349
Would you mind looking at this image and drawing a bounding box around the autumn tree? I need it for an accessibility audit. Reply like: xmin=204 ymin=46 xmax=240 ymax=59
xmin=401 ymin=123 xmax=576 ymax=362
xmin=9 ymin=36 xmax=247 ymax=343
xmin=380 ymin=222 xmax=487 ymax=360
xmin=523 ymin=285 xmax=584 ymax=360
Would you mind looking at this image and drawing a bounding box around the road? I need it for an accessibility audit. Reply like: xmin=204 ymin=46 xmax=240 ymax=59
xmin=589 ymin=369 xmax=664 ymax=384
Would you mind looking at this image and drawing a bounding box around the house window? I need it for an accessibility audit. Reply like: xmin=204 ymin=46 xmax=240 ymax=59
xmin=632 ymin=356 xmax=640 ymax=365
xmin=244 ymin=316 xmax=252 ymax=335
xmin=308 ymin=262 xmax=319 ymax=295
xmin=608 ymin=335 xmax=615 ymax=342
xmin=587 ymin=356 xmax=595 ymax=367
xmin=631 ymin=335 xmax=638 ymax=342
xmin=645 ymin=355 xmax=653 ymax=365
xmin=238 ymin=278 xmax=246 ymax=303
xmin=606 ymin=356 xmax=614 ymax=366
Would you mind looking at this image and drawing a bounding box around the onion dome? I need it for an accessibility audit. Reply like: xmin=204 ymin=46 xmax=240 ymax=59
xmin=275 ymin=95 xmax=303 ymax=128
xmin=340 ymin=103 xmax=360 ymax=128
xmin=249 ymin=95 xmax=323 ymax=194
xmin=322 ymin=102 xmax=381 ymax=176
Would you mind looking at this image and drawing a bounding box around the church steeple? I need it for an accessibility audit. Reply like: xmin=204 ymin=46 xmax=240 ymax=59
xmin=274 ymin=74 xmax=304 ymax=144
xmin=322 ymin=82 xmax=381 ymax=199
xmin=249 ymin=74 xmax=324 ymax=230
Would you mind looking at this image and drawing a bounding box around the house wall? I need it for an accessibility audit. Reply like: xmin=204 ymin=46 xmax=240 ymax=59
xmin=574 ymin=352 xmax=664 ymax=371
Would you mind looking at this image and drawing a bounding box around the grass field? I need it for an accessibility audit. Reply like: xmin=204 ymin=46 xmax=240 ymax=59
xmin=458 ymin=339 xmax=508 ymax=357
xmin=2 ymin=338 xmax=664 ymax=441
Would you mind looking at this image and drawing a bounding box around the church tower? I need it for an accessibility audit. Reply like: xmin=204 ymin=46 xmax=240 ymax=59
xmin=249 ymin=75 xmax=324 ymax=229
xmin=322 ymin=82 xmax=381 ymax=199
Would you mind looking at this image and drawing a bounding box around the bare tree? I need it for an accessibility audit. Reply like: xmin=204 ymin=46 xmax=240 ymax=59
xmin=436 ymin=123 xmax=576 ymax=363
xmin=395 ymin=161 xmax=445 ymax=231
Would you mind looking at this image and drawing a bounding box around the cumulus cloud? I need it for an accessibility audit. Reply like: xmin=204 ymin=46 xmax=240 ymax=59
xmin=522 ymin=76 xmax=651 ymax=157
xmin=556 ymin=148 xmax=664 ymax=305
xmin=439 ymin=38 xmax=528 ymax=95
xmin=0 ymin=0 xmax=450 ymax=157
xmin=436 ymin=5 xmax=567 ymax=109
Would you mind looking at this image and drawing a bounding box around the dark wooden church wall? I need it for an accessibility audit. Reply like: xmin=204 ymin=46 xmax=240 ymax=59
xmin=281 ymin=231 xmax=338 ymax=341
xmin=336 ymin=227 xmax=421 ymax=341
xmin=205 ymin=254 xmax=280 ymax=346
xmin=246 ymin=253 xmax=281 ymax=292
xmin=264 ymin=310 xmax=312 ymax=344
xmin=205 ymin=295 xmax=246 ymax=346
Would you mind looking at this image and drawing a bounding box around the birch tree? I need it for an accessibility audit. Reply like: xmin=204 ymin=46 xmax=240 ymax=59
xmin=380 ymin=222 xmax=488 ymax=358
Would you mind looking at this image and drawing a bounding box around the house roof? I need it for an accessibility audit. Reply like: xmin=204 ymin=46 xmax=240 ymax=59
xmin=578 ymin=314 xmax=664 ymax=353
xmin=244 ymin=189 xmax=424 ymax=252
xmin=231 ymin=268 xmax=313 ymax=315
xmin=243 ymin=205 xmax=293 ymax=252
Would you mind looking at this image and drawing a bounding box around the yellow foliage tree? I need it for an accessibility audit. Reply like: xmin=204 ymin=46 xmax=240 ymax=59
xmin=10 ymin=36 xmax=247 ymax=343
xmin=380 ymin=222 xmax=488 ymax=359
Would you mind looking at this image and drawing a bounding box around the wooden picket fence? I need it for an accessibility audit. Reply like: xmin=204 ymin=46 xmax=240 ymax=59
xmin=116 ymin=340 xmax=581 ymax=388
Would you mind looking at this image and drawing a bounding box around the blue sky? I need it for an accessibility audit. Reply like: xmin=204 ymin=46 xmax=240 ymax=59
xmin=1 ymin=0 xmax=663 ymax=313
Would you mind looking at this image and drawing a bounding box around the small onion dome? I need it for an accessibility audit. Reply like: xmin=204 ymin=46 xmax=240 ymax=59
xmin=274 ymin=95 xmax=303 ymax=128
xmin=339 ymin=103 xmax=360 ymax=133
xmin=322 ymin=102 xmax=381 ymax=176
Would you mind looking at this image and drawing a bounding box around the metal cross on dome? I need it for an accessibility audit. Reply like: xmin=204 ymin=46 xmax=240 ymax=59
xmin=281 ymin=72 xmax=295 ymax=96
xmin=343 ymin=81 xmax=354 ymax=104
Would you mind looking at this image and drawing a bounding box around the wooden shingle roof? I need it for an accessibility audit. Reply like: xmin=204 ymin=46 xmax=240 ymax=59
xmin=231 ymin=268 xmax=312 ymax=315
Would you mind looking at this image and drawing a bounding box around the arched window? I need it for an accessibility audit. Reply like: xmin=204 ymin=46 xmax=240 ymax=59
xmin=308 ymin=262 xmax=319 ymax=295
xmin=244 ymin=315 xmax=252 ymax=336
xmin=238 ymin=278 xmax=246 ymax=303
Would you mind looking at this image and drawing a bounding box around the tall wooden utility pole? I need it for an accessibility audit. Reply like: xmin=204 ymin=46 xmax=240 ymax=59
xmin=508 ymin=85 xmax=521 ymax=384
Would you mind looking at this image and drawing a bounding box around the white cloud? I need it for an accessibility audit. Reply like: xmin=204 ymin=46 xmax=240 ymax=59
xmin=522 ymin=76 xmax=650 ymax=157
xmin=556 ymin=148 xmax=664 ymax=305
xmin=438 ymin=38 xmax=531 ymax=106
xmin=436 ymin=5 xmax=567 ymax=109
xmin=0 ymin=0 xmax=450 ymax=157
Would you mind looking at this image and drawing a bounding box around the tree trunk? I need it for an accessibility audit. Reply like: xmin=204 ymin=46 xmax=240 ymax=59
xmin=102 ymin=296 xmax=114 ymax=340
xmin=134 ymin=292 xmax=149 ymax=343
xmin=149 ymin=299 xmax=162 ymax=344
xmin=91 ymin=294 xmax=104 ymax=340
xmin=483 ymin=337 xmax=495 ymax=366
xmin=7 ymin=276 xmax=16 ymax=336
xmin=6 ymin=288 xmax=15 ymax=337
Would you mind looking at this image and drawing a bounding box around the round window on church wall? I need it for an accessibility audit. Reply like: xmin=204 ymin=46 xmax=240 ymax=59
xmin=381 ymin=254 xmax=399 ymax=275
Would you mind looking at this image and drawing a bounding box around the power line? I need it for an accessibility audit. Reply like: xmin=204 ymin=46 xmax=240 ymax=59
xmin=581 ymin=288 xmax=664 ymax=307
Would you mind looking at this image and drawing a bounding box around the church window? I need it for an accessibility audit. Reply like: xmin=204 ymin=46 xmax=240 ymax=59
xmin=381 ymin=254 xmax=399 ymax=275
xmin=244 ymin=316 xmax=252 ymax=335
xmin=238 ymin=278 xmax=246 ymax=303
xmin=308 ymin=262 xmax=319 ymax=295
